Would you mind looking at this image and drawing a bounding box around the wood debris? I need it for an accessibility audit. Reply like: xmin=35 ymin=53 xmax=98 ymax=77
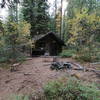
xmin=10 ymin=63 xmax=21 ymax=72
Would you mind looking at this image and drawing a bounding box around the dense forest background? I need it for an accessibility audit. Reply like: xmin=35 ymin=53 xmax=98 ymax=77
xmin=0 ymin=0 xmax=100 ymax=63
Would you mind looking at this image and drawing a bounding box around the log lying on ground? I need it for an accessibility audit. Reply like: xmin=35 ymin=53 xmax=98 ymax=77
xmin=70 ymin=63 xmax=100 ymax=76
xmin=45 ymin=60 xmax=100 ymax=76
xmin=12 ymin=63 xmax=21 ymax=67
xmin=93 ymin=70 xmax=100 ymax=76
xmin=70 ymin=62 xmax=85 ymax=70
xmin=68 ymin=63 xmax=100 ymax=76
xmin=50 ymin=61 xmax=82 ymax=70
xmin=10 ymin=63 xmax=21 ymax=72
xmin=86 ymin=68 xmax=100 ymax=76
xmin=50 ymin=62 xmax=66 ymax=70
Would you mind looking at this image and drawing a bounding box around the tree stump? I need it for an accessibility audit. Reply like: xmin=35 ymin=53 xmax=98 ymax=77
xmin=10 ymin=63 xmax=20 ymax=72
xmin=53 ymin=56 xmax=59 ymax=62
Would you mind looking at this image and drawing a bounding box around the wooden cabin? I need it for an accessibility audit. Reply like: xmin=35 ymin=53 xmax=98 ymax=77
xmin=32 ymin=32 xmax=65 ymax=56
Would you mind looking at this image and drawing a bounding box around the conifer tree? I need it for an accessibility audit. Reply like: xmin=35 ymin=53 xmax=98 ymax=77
xmin=21 ymin=0 xmax=50 ymax=37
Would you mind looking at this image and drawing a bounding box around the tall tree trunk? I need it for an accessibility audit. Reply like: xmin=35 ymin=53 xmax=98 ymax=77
xmin=60 ymin=0 xmax=63 ymax=39
xmin=54 ymin=0 xmax=57 ymax=32
xmin=62 ymin=9 xmax=66 ymax=40
xmin=15 ymin=3 xmax=18 ymax=23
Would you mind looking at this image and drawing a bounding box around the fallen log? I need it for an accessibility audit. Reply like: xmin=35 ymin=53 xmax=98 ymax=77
xmin=71 ymin=62 xmax=100 ymax=75
xmin=49 ymin=61 xmax=100 ymax=76
xmin=91 ymin=69 xmax=100 ymax=76
xmin=10 ymin=63 xmax=21 ymax=72
xmin=50 ymin=62 xmax=72 ymax=70
xmin=70 ymin=62 xmax=84 ymax=70
xmin=24 ymin=73 xmax=33 ymax=76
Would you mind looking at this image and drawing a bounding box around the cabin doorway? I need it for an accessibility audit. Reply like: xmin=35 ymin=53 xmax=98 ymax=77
xmin=49 ymin=42 xmax=58 ymax=56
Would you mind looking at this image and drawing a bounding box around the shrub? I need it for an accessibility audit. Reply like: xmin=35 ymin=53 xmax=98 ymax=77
xmin=73 ymin=53 xmax=92 ymax=62
xmin=60 ymin=49 xmax=76 ymax=58
xmin=43 ymin=78 xmax=100 ymax=100
xmin=0 ymin=48 xmax=27 ymax=63
xmin=73 ymin=51 xmax=100 ymax=62
xmin=0 ymin=57 xmax=9 ymax=63
xmin=6 ymin=94 xmax=29 ymax=100
xmin=72 ymin=46 xmax=100 ymax=62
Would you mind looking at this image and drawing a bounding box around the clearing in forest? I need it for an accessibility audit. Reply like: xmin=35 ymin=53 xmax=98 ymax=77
xmin=0 ymin=57 xmax=100 ymax=100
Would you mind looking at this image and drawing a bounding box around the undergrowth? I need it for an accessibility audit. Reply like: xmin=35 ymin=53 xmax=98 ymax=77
xmin=6 ymin=94 xmax=29 ymax=100
xmin=43 ymin=78 xmax=100 ymax=100
xmin=60 ymin=48 xmax=100 ymax=62
xmin=5 ymin=78 xmax=100 ymax=100
xmin=59 ymin=49 xmax=76 ymax=58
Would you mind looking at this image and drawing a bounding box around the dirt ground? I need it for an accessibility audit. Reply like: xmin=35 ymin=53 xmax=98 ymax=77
xmin=0 ymin=57 xmax=100 ymax=100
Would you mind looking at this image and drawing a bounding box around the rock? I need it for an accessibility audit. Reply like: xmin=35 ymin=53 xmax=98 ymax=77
xmin=71 ymin=73 xmax=81 ymax=79
xmin=63 ymin=62 xmax=72 ymax=69
xmin=24 ymin=73 xmax=33 ymax=75
xmin=12 ymin=63 xmax=20 ymax=67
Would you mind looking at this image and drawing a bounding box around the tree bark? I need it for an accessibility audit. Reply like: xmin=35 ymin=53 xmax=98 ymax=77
xmin=54 ymin=0 xmax=57 ymax=32
xmin=60 ymin=0 xmax=63 ymax=39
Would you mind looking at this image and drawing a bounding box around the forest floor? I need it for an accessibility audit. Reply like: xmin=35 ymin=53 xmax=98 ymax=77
xmin=0 ymin=57 xmax=100 ymax=100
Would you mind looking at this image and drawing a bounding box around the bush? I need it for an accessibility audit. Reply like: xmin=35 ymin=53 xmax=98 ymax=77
xmin=73 ymin=49 xmax=100 ymax=62
xmin=60 ymin=49 xmax=76 ymax=58
xmin=0 ymin=57 xmax=9 ymax=63
xmin=43 ymin=78 xmax=100 ymax=100
xmin=0 ymin=48 xmax=27 ymax=63
xmin=5 ymin=94 xmax=29 ymax=100
xmin=73 ymin=53 xmax=92 ymax=62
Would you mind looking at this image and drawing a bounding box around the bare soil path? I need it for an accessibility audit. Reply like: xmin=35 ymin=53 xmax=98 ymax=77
xmin=0 ymin=57 xmax=100 ymax=100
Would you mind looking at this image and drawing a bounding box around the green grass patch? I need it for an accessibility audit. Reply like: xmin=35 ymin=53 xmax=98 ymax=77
xmin=59 ymin=49 xmax=76 ymax=58
xmin=43 ymin=78 xmax=100 ymax=100
xmin=0 ymin=57 xmax=9 ymax=63
xmin=5 ymin=94 xmax=29 ymax=100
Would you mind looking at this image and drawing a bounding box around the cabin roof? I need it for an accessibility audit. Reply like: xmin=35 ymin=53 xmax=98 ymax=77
xmin=32 ymin=32 xmax=65 ymax=46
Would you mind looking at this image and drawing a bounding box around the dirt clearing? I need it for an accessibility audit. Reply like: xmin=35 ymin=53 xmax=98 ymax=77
xmin=0 ymin=57 xmax=100 ymax=100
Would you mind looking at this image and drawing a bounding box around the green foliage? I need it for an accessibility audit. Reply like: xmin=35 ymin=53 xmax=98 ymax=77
xmin=73 ymin=53 xmax=92 ymax=62
xmin=15 ymin=53 xmax=27 ymax=62
xmin=67 ymin=11 xmax=100 ymax=45
xmin=43 ymin=78 xmax=100 ymax=100
xmin=74 ymin=53 xmax=100 ymax=63
xmin=6 ymin=94 xmax=29 ymax=100
xmin=65 ymin=0 xmax=100 ymax=62
xmin=72 ymin=46 xmax=100 ymax=62
xmin=48 ymin=18 xmax=56 ymax=32
xmin=0 ymin=20 xmax=4 ymax=35
xmin=67 ymin=0 xmax=100 ymax=19
xmin=0 ymin=20 xmax=31 ymax=63
xmin=66 ymin=3 xmax=100 ymax=62
xmin=21 ymin=0 xmax=50 ymax=36
xmin=44 ymin=80 xmax=63 ymax=99
xmin=60 ymin=49 xmax=76 ymax=58
xmin=0 ymin=57 xmax=9 ymax=63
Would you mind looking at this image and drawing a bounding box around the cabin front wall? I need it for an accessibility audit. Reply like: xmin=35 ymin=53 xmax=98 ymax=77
xmin=32 ymin=37 xmax=63 ymax=56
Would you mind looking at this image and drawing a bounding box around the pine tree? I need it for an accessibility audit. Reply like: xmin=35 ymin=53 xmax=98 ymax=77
xmin=21 ymin=0 xmax=50 ymax=37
